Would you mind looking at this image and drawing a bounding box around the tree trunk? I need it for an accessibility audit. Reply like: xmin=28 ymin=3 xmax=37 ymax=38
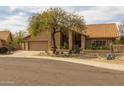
xmin=52 ymin=32 xmax=56 ymax=54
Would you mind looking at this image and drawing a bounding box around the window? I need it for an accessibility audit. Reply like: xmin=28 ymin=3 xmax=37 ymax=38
xmin=92 ymin=40 xmax=106 ymax=46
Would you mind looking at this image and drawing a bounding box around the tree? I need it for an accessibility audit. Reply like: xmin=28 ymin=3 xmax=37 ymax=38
xmin=118 ymin=22 xmax=124 ymax=44
xmin=119 ymin=22 xmax=124 ymax=37
xmin=28 ymin=8 xmax=86 ymax=54
xmin=13 ymin=31 xmax=25 ymax=47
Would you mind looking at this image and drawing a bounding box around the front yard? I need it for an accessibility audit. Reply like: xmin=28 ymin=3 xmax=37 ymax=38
xmin=92 ymin=55 xmax=124 ymax=65
xmin=1 ymin=50 xmax=124 ymax=66
xmin=38 ymin=50 xmax=124 ymax=65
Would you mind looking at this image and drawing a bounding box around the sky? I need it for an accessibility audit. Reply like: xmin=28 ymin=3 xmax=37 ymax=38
xmin=0 ymin=6 xmax=124 ymax=33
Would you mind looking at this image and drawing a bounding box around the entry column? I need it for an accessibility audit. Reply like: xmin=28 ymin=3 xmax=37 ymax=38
xmin=81 ymin=35 xmax=85 ymax=50
xmin=69 ymin=30 xmax=73 ymax=50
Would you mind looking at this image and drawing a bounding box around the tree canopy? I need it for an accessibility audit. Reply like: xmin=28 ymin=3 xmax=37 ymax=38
xmin=28 ymin=8 xmax=86 ymax=53
xmin=114 ymin=22 xmax=124 ymax=44
xmin=119 ymin=22 xmax=124 ymax=37
xmin=13 ymin=31 xmax=25 ymax=47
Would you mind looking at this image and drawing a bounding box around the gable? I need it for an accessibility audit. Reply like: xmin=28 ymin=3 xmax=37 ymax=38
xmin=24 ymin=31 xmax=50 ymax=41
xmin=0 ymin=31 xmax=12 ymax=42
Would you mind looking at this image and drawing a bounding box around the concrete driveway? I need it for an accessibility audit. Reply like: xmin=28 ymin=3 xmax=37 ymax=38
xmin=0 ymin=57 xmax=124 ymax=85
xmin=11 ymin=50 xmax=41 ymax=56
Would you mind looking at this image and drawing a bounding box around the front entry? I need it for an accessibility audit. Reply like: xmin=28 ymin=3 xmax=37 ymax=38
xmin=72 ymin=32 xmax=81 ymax=50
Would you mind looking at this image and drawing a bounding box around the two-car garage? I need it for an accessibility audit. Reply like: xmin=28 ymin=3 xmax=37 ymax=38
xmin=23 ymin=31 xmax=51 ymax=51
xmin=23 ymin=41 xmax=49 ymax=51
xmin=22 ymin=31 xmax=61 ymax=51
xmin=29 ymin=41 xmax=48 ymax=51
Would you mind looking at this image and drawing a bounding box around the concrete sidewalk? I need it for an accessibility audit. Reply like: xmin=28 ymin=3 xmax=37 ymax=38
xmin=0 ymin=53 xmax=124 ymax=71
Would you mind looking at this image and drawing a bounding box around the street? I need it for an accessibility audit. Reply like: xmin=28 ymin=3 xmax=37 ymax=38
xmin=0 ymin=57 xmax=124 ymax=85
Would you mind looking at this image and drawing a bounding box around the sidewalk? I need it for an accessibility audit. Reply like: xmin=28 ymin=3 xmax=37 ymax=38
xmin=1 ymin=53 xmax=124 ymax=71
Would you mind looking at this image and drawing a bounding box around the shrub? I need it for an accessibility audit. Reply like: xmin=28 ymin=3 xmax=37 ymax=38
xmin=61 ymin=42 xmax=68 ymax=49
xmin=87 ymin=45 xmax=110 ymax=50
xmin=114 ymin=36 xmax=124 ymax=44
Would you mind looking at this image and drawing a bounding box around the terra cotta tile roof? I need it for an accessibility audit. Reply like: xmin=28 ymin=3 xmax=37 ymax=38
xmin=86 ymin=23 xmax=120 ymax=38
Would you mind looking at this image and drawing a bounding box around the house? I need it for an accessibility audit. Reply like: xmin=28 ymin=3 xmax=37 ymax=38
xmin=85 ymin=23 xmax=120 ymax=48
xmin=0 ymin=31 xmax=13 ymax=47
xmin=23 ymin=29 xmax=86 ymax=51
xmin=23 ymin=23 xmax=119 ymax=51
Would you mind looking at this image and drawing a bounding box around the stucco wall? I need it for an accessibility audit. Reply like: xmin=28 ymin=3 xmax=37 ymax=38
xmin=0 ymin=40 xmax=2 ymax=47
xmin=25 ymin=31 xmax=50 ymax=41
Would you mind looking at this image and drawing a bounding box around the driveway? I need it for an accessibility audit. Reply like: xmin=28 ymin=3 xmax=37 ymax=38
xmin=0 ymin=57 xmax=124 ymax=85
xmin=11 ymin=50 xmax=40 ymax=56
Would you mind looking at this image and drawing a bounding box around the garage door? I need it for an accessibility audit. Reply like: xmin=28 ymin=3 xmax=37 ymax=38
xmin=29 ymin=41 xmax=48 ymax=51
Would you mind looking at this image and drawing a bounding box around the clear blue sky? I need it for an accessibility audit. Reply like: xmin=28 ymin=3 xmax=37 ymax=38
xmin=0 ymin=6 xmax=123 ymax=33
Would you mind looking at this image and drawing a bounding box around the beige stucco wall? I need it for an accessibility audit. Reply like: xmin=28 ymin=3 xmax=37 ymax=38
xmin=24 ymin=42 xmax=29 ymax=50
xmin=25 ymin=31 xmax=50 ymax=41
xmin=0 ymin=40 xmax=2 ymax=47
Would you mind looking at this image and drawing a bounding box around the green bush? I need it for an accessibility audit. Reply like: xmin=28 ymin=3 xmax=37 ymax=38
xmin=61 ymin=42 xmax=68 ymax=49
xmin=87 ymin=45 xmax=110 ymax=50
xmin=114 ymin=36 xmax=124 ymax=44
xmin=101 ymin=45 xmax=110 ymax=50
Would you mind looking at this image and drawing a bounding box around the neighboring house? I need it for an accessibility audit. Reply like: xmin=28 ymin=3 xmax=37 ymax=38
xmin=23 ymin=23 xmax=119 ymax=51
xmin=0 ymin=39 xmax=3 ymax=46
xmin=85 ymin=23 xmax=119 ymax=48
xmin=0 ymin=31 xmax=13 ymax=47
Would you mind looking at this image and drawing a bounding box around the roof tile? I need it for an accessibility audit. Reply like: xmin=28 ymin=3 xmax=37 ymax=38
xmin=86 ymin=23 xmax=120 ymax=38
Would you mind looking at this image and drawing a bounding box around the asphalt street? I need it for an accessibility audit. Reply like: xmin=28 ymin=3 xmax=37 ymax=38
xmin=0 ymin=57 xmax=124 ymax=85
